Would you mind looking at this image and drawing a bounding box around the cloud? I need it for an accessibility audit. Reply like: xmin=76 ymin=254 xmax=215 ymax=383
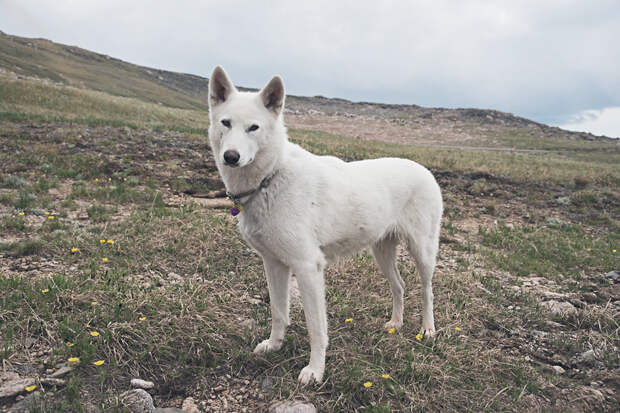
xmin=560 ymin=107 xmax=620 ymax=139
xmin=1 ymin=0 xmax=619 ymax=133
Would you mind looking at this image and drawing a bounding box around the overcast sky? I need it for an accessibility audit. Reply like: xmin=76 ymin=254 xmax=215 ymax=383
xmin=1 ymin=0 xmax=619 ymax=137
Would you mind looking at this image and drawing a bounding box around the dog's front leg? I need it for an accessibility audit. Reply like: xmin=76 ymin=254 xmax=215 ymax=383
xmin=253 ymin=257 xmax=291 ymax=354
xmin=295 ymin=263 xmax=328 ymax=384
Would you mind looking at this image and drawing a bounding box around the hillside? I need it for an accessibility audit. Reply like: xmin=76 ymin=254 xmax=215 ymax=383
xmin=1 ymin=30 xmax=614 ymax=148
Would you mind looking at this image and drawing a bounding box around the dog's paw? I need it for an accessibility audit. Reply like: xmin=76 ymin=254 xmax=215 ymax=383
xmin=253 ymin=339 xmax=282 ymax=354
xmin=420 ymin=326 xmax=436 ymax=338
xmin=298 ymin=365 xmax=324 ymax=385
xmin=384 ymin=319 xmax=403 ymax=331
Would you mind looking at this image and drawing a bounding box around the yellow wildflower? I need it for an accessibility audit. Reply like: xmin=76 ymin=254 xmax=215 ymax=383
xmin=613 ymin=249 xmax=617 ymax=253
xmin=71 ymin=247 xmax=80 ymax=253
xmin=99 ymin=239 xmax=106 ymax=244
xmin=41 ymin=289 xmax=49 ymax=293
xmin=93 ymin=360 xmax=105 ymax=366
xmin=91 ymin=301 xmax=98 ymax=306
xmin=139 ymin=316 xmax=147 ymax=321
xmin=416 ymin=333 xmax=424 ymax=341
xmin=345 ymin=318 xmax=353 ymax=323
xmin=25 ymin=385 xmax=37 ymax=392
xmin=388 ymin=327 xmax=396 ymax=334
xmin=48 ymin=216 xmax=55 ymax=220
xmin=455 ymin=327 xmax=462 ymax=332
xmin=363 ymin=381 xmax=373 ymax=388
xmin=66 ymin=342 xmax=74 ymax=347
xmin=586 ymin=248 xmax=592 ymax=252
xmin=107 ymin=240 xmax=115 ymax=244
xmin=95 ymin=178 xmax=99 ymax=182
xmin=90 ymin=331 xmax=100 ymax=337
xmin=102 ymin=257 xmax=109 ymax=263
xmin=18 ymin=212 xmax=25 ymax=216
xmin=44 ymin=211 xmax=50 ymax=215
xmin=381 ymin=374 xmax=390 ymax=380
xmin=68 ymin=357 xmax=79 ymax=363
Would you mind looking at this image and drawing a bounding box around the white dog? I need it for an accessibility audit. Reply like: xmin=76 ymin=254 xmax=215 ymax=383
xmin=207 ymin=66 xmax=442 ymax=384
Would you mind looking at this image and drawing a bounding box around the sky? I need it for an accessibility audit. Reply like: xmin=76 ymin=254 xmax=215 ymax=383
xmin=1 ymin=0 xmax=619 ymax=138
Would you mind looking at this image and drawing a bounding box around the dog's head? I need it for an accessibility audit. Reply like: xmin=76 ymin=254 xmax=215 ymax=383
xmin=207 ymin=66 xmax=285 ymax=169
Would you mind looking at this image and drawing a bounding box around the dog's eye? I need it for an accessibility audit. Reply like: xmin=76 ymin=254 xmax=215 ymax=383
xmin=247 ymin=124 xmax=259 ymax=132
xmin=221 ymin=119 xmax=231 ymax=128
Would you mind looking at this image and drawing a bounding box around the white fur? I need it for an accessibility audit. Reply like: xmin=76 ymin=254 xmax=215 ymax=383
xmin=208 ymin=66 xmax=443 ymax=385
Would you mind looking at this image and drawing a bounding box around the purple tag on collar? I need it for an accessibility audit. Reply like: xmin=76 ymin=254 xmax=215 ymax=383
xmin=230 ymin=207 xmax=241 ymax=216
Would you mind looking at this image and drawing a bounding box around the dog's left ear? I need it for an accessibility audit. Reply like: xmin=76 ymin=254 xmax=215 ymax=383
xmin=259 ymin=76 xmax=285 ymax=116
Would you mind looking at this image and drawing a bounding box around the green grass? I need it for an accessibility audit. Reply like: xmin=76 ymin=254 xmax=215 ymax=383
xmin=479 ymin=223 xmax=619 ymax=281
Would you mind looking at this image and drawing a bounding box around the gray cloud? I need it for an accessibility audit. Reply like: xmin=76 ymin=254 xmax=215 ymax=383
xmin=1 ymin=0 xmax=619 ymax=128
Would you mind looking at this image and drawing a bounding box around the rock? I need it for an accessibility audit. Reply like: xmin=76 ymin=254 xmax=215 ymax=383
xmin=605 ymin=270 xmax=619 ymax=282
xmin=40 ymin=378 xmax=65 ymax=386
xmin=49 ymin=365 xmax=74 ymax=378
xmin=541 ymin=300 xmax=577 ymax=315
xmin=154 ymin=409 xmax=185 ymax=413
xmin=120 ymin=389 xmax=155 ymax=413
xmin=551 ymin=365 xmax=565 ymax=375
xmin=270 ymin=401 xmax=317 ymax=413
xmin=131 ymin=378 xmax=155 ymax=389
xmin=8 ymin=391 xmax=44 ymax=413
xmin=545 ymin=217 xmax=565 ymax=227
xmin=0 ymin=377 xmax=36 ymax=398
xmin=181 ymin=397 xmax=200 ymax=413
xmin=580 ymin=349 xmax=596 ymax=362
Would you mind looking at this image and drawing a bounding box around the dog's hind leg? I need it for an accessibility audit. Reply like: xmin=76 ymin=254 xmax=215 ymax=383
xmin=406 ymin=228 xmax=439 ymax=337
xmin=253 ymin=257 xmax=291 ymax=354
xmin=372 ymin=233 xmax=405 ymax=331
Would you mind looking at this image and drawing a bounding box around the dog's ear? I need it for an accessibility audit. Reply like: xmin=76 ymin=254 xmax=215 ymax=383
xmin=259 ymin=76 xmax=285 ymax=116
xmin=209 ymin=66 xmax=236 ymax=108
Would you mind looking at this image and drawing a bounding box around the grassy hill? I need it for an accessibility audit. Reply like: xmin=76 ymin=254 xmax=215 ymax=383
xmin=0 ymin=31 xmax=618 ymax=412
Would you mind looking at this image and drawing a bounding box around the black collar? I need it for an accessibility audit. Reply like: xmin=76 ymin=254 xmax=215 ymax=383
xmin=225 ymin=171 xmax=277 ymax=205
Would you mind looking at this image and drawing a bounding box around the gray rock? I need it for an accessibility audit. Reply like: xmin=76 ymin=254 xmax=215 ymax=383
xmin=581 ymin=349 xmax=596 ymax=362
xmin=605 ymin=270 xmax=619 ymax=281
xmin=48 ymin=365 xmax=74 ymax=378
xmin=545 ymin=217 xmax=565 ymax=227
xmin=120 ymin=389 xmax=155 ymax=413
xmin=270 ymin=401 xmax=317 ymax=413
xmin=0 ymin=377 xmax=36 ymax=398
xmin=8 ymin=391 xmax=44 ymax=413
xmin=181 ymin=397 xmax=200 ymax=413
xmin=541 ymin=300 xmax=577 ymax=315
xmin=131 ymin=378 xmax=155 ymax=389
xmin=551 ymin=365 xmax=565 ymax=375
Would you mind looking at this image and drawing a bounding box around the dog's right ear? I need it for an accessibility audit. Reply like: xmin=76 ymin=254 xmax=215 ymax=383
xmin=209 ymin=66 xmax=236 ymax=108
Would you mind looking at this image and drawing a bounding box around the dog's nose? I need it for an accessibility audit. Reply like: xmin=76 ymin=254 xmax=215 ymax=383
xmin=223 ymin=150 xmax=240 ymax=166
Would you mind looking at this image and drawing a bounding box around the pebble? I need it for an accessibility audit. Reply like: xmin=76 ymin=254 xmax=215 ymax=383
xmin=605 ymin=270 xmax=619 ymax=281
xmin=551 ymin=365 xmax=565 ymax=375
xmin=49 ymin=365 xmax=74 ymax=378
xmin=131 ymin=378 xmax=155 ymax=389
xmin=181 ymin=397 xmax=200 ymax=413
xmin=541 ymin=300 xmax=577 ymax=315
xmin=270 ymin=401 xmax=318 ymax=413
xmin=120 ymin=389 xmax=155 ymax=413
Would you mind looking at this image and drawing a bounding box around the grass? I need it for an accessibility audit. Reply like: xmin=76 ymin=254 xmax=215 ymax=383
xmin=0 ymin=69 xmax=618 ymax=412
xmin=290 ymin=129 xmax=620 ymax=187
